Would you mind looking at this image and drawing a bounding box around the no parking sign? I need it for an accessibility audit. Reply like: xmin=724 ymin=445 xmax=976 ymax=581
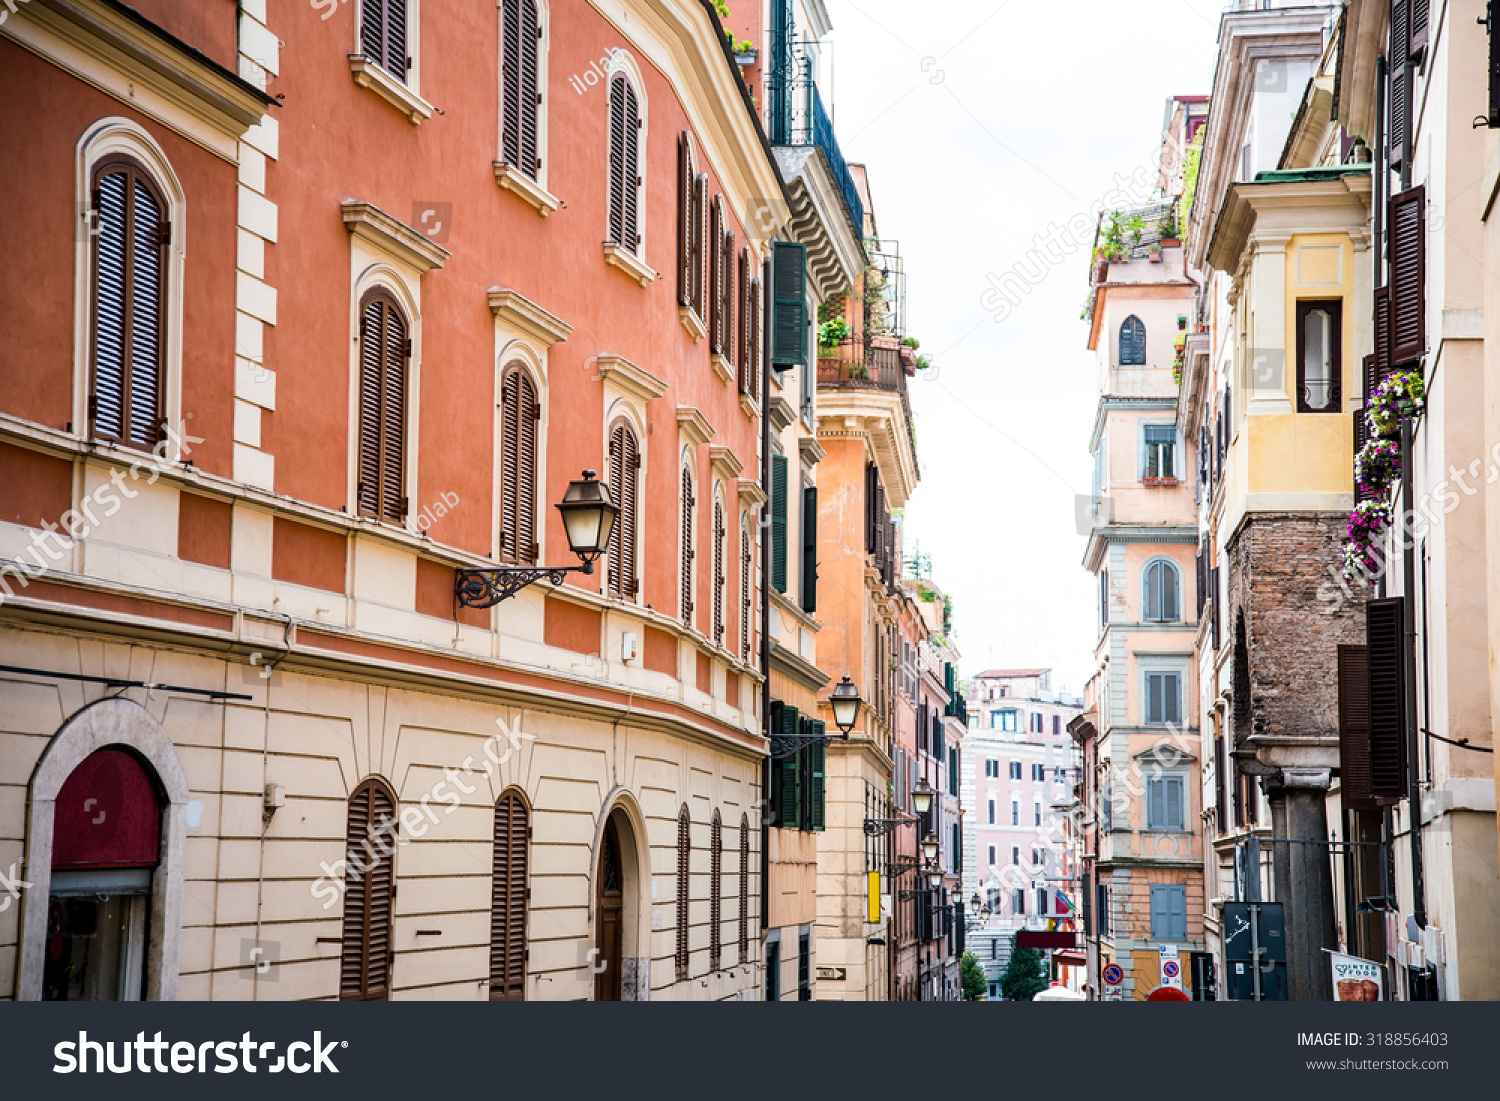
xmin=1159 ymin=944 xmax=1182 ymax=989
xmin=1102 ymin=964 xmax=1123 ymax=986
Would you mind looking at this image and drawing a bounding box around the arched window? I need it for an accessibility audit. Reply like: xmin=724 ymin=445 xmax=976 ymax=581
xmin=357 ymin=291 xmax=409 ymax=522
xmin=490 ymin=790 xmax=529 ymax=1000
xmin=606 ymin=421 xmax=639 ymax=598
xmin=501 ymin=0 xmax=542 ymax=179
xmin=709 ymin=810 xmax=723 ymax=971
xmin=740 ymin=516 xmax=753 ymax=663
xmin=1144 ymin=559 xmax=1181 ymax=623
xmin=498 ymin=364 xmax=539 ymax=564
xmin=680 ymin=463 xmax=696 ymax=626
xmin=89 ymin=158 xmax=168 ymax=451
xmin=738 ymin=814 xmax=750 ymax=964
xmin=340 ymin=777 xmax=398 ymax=1001
xmin=675 ymin=805 xmax=691 ymax=981
xmin=712 ymin=491 xmax=726 ymax=646
xmin=607 ymin=73 xmax=641 ymax=255
xmin=1119 ymin=315 xmax=1146 ymax=366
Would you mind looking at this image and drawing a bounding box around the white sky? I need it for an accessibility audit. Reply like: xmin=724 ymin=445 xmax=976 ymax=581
xmin=826 ymin=0 xmax=1223 ymax=693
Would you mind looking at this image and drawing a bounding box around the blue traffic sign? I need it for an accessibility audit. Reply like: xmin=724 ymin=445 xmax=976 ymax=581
xmin=1103 ymin=964 xmax=1124 ymax=986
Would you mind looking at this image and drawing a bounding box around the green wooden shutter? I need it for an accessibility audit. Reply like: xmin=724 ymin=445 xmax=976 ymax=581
xmin=800 ymin=485 xmax=818 ymax=613
xmin=771 ymin=454 xmax=788 ymax=593
xmin=776 ymin=704 xmax=801 ymax=829
xmin=807 ymin=722 xmax=826 ymax=831
xmin=769 ymin=241 xmax=806 ymax=369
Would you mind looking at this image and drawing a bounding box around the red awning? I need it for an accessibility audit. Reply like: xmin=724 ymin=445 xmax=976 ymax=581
xmin=1052 ymin=949 xmax=1087 ymax=966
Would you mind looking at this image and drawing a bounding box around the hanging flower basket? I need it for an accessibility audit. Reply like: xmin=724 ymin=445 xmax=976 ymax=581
xmin=1342 ymin=499 xmax=1392 ymax=580
xmin=1366 ymin=370 xmax=1427 ymax=438
xmin=1354 ymin=437 xmax=1401 ymax=497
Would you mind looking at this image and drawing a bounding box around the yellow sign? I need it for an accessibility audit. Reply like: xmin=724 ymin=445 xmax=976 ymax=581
xmin=867 ymin=872 xmax=881 ymax=924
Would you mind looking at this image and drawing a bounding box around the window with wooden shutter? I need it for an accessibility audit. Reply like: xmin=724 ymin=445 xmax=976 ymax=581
xmin=361 ymin=0 xmax=409 ymax=82
xmin=499 ymin=364 xmax=539 ymax=564
xmin=340 ymin=778 xmax=398 ymax=1000
xmin=806 ymin=723 xmax=826 ymax=831
xmin=606 ymin=422 xmax=640 ymax=599
xmin=740 ymin=519 xmax=753 ymax=663
xmin=357 ymin=291 xmax=409 ymax=523
xmin=675 ymin=805 xmax=691 ymax=981
xmin=680 ymin=464 xmax=695 ymax=625
xmin=677 ymin=134 xmax=697 ymax=310
xmin=709 ymin=811 xmax=722 ymax=971
xmin=710 ymin=197 xmax=726 ymax=356
xmin=1144 ymin=560 xmax=1180 ymax=623
xmin=737 ymin=249 xmax=751 ymax=392
xmin=770 ymin=703 xmax=801 ymax=829
xmin=1119 ymin=315 xmax=1146 ymax=366
xmin=1337 ymin=645 xmax=1376 ymax=811
xmin=501 ymin=0 xmax=541 ymax=178
xmin=800 ymin=484 xmax=818 ymax=613
xmin=1366 ymin=597 xmax=1409 ymax=801
xmin=89 ymin=159 xmax=167 ymax=451
xmin=748 ymin=275 xmax=763 ymax=396
xmin=769 ymin=241 xmax=806 ymax=368
xmin=489 ymin=790 xmax=529 ymax=1000
xmin=1388 ymin=186 xmax=1426 ymax=366
xmin=737 ymin=814 xmax=750 ymax=964
xmin=722 ymin=227 xmax=736 ymax=366
xmin=712 ymin=495 xmax=726 ymax=645
xmin=607 ymin=75 xmax=641 ymax=255
xmin=770 ymin=454 xmax=788 ymax=593
xmin=1389 ymin=0 xmax=1411 ymax=172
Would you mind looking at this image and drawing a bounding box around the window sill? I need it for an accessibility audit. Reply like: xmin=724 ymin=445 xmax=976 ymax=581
xmin=493 ymin=162 xmax=560 ymax=217
xmin=348 ymin=56 xmax=432 ymax=124
xmin=1141 ymin=476 xmax=1180 ymax=486
xmin=710 ymin=353 xmax=734 ymax=386
xmin=603 ymin=242 xmax=656 ymax=286
xmin=679 ymin=305 xmax=707 ymax=343
xmin=739 ymin=392 xmax=759 ymax=421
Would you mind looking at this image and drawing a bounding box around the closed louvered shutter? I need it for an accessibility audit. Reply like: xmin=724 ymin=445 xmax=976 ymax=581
xmin=357 ymin=294 xmax=408 ymax=522
xmin=678 ymin=134 xmax=694 ymax=308
xmin=90 ymin=161 xmax=167 ymax=451
xmin=807 ymin=724 xmax=826 ymax=831
xmin=712 ymin=498 xmax=725 ymax=645
xmin=340 ymin=778 xmax=397 ymax=1000
xmin=490 ymin=792 xmax=529 ymax=1000
xmin=501 ymin=0 xmax=541 ymax=177
xmin=681 ymin=466 xmax=695 ymax=625
xmin=724 ymin=229 xmax=737 ymax=369
xmin=737 ymin=250 xmax=751 ymax=392
xmin=1366 ymin=597 xmax=1408 ymax=801
xmin=737 ymin=815 xmax=750 ymax=964
xmin=1490 ymin=1 xmax=1500 ymax=127
xmin=1389 ymin=0 xmax=1410 ymax=171
xmin=709 ymin=812 xmax=723 ymax=971
xmin=1355 ymin=353 xmax=1375 ymax=503
xmin=800 ymin=485 xmax=818 ymax=613
xmin=694 ymin=175 xmax=709 ymax=316
xmin=770 ymin=241 xmax=806 ymax=368
xmin=1389 ymin=186 xmax=1426 ymax=366
xmin=770 ymin=455 xmax=788 ymax=593
xmin=499 ymin=367 xmax=539 ymax=564
xmin=608 ymin=76 xmax=640 ymax=250
xmin=1373 ymin=287 xmax=1392 ymax=382
xmin=1337 ymin=645 xmax=1376 ymax=811
xmin=770 ymin=703 xmax=801 ymax=829
xmin=606 ymin=423 xmax=639 ymax=598
xmin=740 ymin=524 xmax=753 ymax=662
xmin=749 ymin=276 xmax=763 ymax=396
xmin=675 ymin=806 xmax=691 ymax=981
xmin=710 ymin=198 xmax=725 ymax=355
xmin=362 ymin=0 xmax=409 ymax=81
xmin=865 ymin=463 xmax=878 ymax=553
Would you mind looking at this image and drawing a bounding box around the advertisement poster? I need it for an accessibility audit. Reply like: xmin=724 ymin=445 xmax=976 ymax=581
xmin=1329 ymin=951 xmax=1384 ymax=1002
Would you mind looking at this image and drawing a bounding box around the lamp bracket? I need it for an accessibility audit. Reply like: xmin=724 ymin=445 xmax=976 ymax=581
xmin=863 ymin=816 xmax=919 ymax=837
xmin=769 ymin=730 xmax=847 ymax=760
xmin=455 ymin=565 xmax=588 ymax=609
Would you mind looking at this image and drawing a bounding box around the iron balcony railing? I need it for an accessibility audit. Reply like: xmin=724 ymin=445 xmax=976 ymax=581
xmin=792 ymin=81 xmax=864 ymax=237
xmin=767 ymin=35 xmax=864 ymax=236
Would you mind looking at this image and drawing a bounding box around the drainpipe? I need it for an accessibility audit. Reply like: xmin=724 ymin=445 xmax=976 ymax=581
xmin=760 ymin=256 xmax=773 ymax=943
xmin=1400 ymin=418 xmax=1426 ymax=930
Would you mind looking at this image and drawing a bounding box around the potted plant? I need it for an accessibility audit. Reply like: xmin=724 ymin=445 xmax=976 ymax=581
xmin=1158 ymin=209 xmax=1181 ymax=247
xmin=1366 ymin=370 xmax=1427 ymax=437
xmin=733 ymin=39 xmax=757 ymax=65
xmin=899 ymin=336 xmax=919 ymax=367
xmin=817 ymin=317 xmax=849 ymax=355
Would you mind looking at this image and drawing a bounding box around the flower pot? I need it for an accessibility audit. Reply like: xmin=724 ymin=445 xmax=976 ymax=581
xmin=1159 ymin=237 xmax=1181 ymax=248
xmin=1148 ymin=251 xmax=1162 ymax=262
xmin=735 ymin=49 xmax=757 ymax=65
xmin=899 ymin=347 xmax=917 ymax=368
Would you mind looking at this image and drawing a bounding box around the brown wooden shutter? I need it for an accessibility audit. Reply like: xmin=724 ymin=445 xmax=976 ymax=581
xmin=362 ymin=0 xmax=408 ymax=81
xmin=1355 ymin=353 xmax=1376 ymax=503
xmin=1337 ymin=645 xmax=1376 ymax=811
xmin=340 ymin=778 xmax=397 ymax=1000
xmin=740 ymin=523 xmax=752 ymax=662
xmin=749 ymin=277 xmax=763 ymax=398
xmin=1366 ymin=597 xmax=1409 ymax=801
xmin=607 ymin=77 xmax=627 ymax=246
xmin=357 ymin=293 xmax=408 ymax=522
xmin=725 ymin=229 xmax=737 ymax=371
xmin=1373 ymin=286 xmax=1392 ymax=382
xmin=675 ymin=805 xmax=691 ymax=981
xmin=518 ymin=371 xmax=538 ymax=563
xmin=502 ymin=0 xmax=540 ymax=177
xmin=737 ymin=814 xmax=750 ymax=964
xmin=623 ymin=82 xmax=640 ymax=251
xmin=709 ymin=811 xmax=723 ymax=971
xmin=500 ymin=366 xmax=539 ymax=564
xmin=738 ymin=250 xmax=751 ymax=393
xmin=606 ymin=423 xmax=640 ymax=598
xmin=681 ymin=465 xmax=695 ymax=625
xmin=1389 ymin=0 xmax=1410 ymax=171
xmin=1389 ymin=185 xmax=1426 ymax=366
xmin=490 ymin=791 xmax=529 ymax=1000
xmin=90 ymin=161 xmax=166 ymax=451
xmin=713 ymin=497 xmax=725 ymax=645
xmin=709 ymin=198 xmax=725 ymax=355
xmin=678 ymin=134 xmax=694 ymax=308
xmin=693 ymin=174 xmax=708 ymax=317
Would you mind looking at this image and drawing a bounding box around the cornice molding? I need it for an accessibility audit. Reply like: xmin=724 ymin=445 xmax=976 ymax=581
xmin=342 ymin=200 xmax=450 ymax=272
xmin=595 ymin=354 xmax=668 ymax=405
xmin=677 ymin=405 xmax=715 ymax=447
xmin=487 ymin=286 xmax=573 ymax=347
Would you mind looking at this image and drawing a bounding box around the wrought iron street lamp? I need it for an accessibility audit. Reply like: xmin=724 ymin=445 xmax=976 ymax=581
xmin=830 ymin=675 xmax=862 ymax=734
xmin=925 ymin=863 xmax=944 ymax=889
xmin=921 ymin=831 xmax=940 ymax=862
xmin=456 ymin=471 xmax=618 ymax=608
xmin=912 ymin=777 xmax=934 ymax=815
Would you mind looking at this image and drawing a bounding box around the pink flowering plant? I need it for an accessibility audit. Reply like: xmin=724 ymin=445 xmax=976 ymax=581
xmin=1365 ymin=370 xmax=1426 ymax=437
xmin=1342 ymin=499 xmax=1391 ymax=580
xmin=1354 ymin=437 xmax=1401 ymax=497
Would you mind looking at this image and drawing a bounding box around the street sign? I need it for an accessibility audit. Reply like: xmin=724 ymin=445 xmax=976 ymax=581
xmin=1102 ymin=963 xmax=1124 ymax=986
xmin=1329 ymin=951 xmax=1384 ymax=1001
xmin=1158 ymin=943 xmax=1182 ymax=989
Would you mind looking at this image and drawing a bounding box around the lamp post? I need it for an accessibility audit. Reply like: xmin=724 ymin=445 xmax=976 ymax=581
xmin=921 ymin=831 xmax=939 ymax=862
xmin=830 ymin=675 xmax=862 ymax=735
xmin=912 ymin=777 xmax=934 ymax=815
xmin=455 ymin=471 xmax=618 ymax=607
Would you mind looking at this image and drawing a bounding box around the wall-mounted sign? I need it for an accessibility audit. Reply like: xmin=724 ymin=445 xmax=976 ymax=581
xmin=1329 ymin=951 xmax=1384 ymax=1001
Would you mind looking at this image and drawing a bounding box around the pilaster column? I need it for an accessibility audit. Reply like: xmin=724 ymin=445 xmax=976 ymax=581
xmin=1282 ymin=767 xmax=1338 ymax=1001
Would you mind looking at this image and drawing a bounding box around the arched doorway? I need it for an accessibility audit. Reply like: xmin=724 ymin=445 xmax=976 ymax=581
xmin=594 ymin=816 xmax=624 ymax=1001
xmin=43 ymin=748 xmax=162 ymax=1000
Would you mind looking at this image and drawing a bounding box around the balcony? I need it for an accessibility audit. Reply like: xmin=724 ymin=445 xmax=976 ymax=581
xmin=817 ymin=336 xmax=909 ymax=394
xmin=768 ymin=43 xmax=864 ymax=235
